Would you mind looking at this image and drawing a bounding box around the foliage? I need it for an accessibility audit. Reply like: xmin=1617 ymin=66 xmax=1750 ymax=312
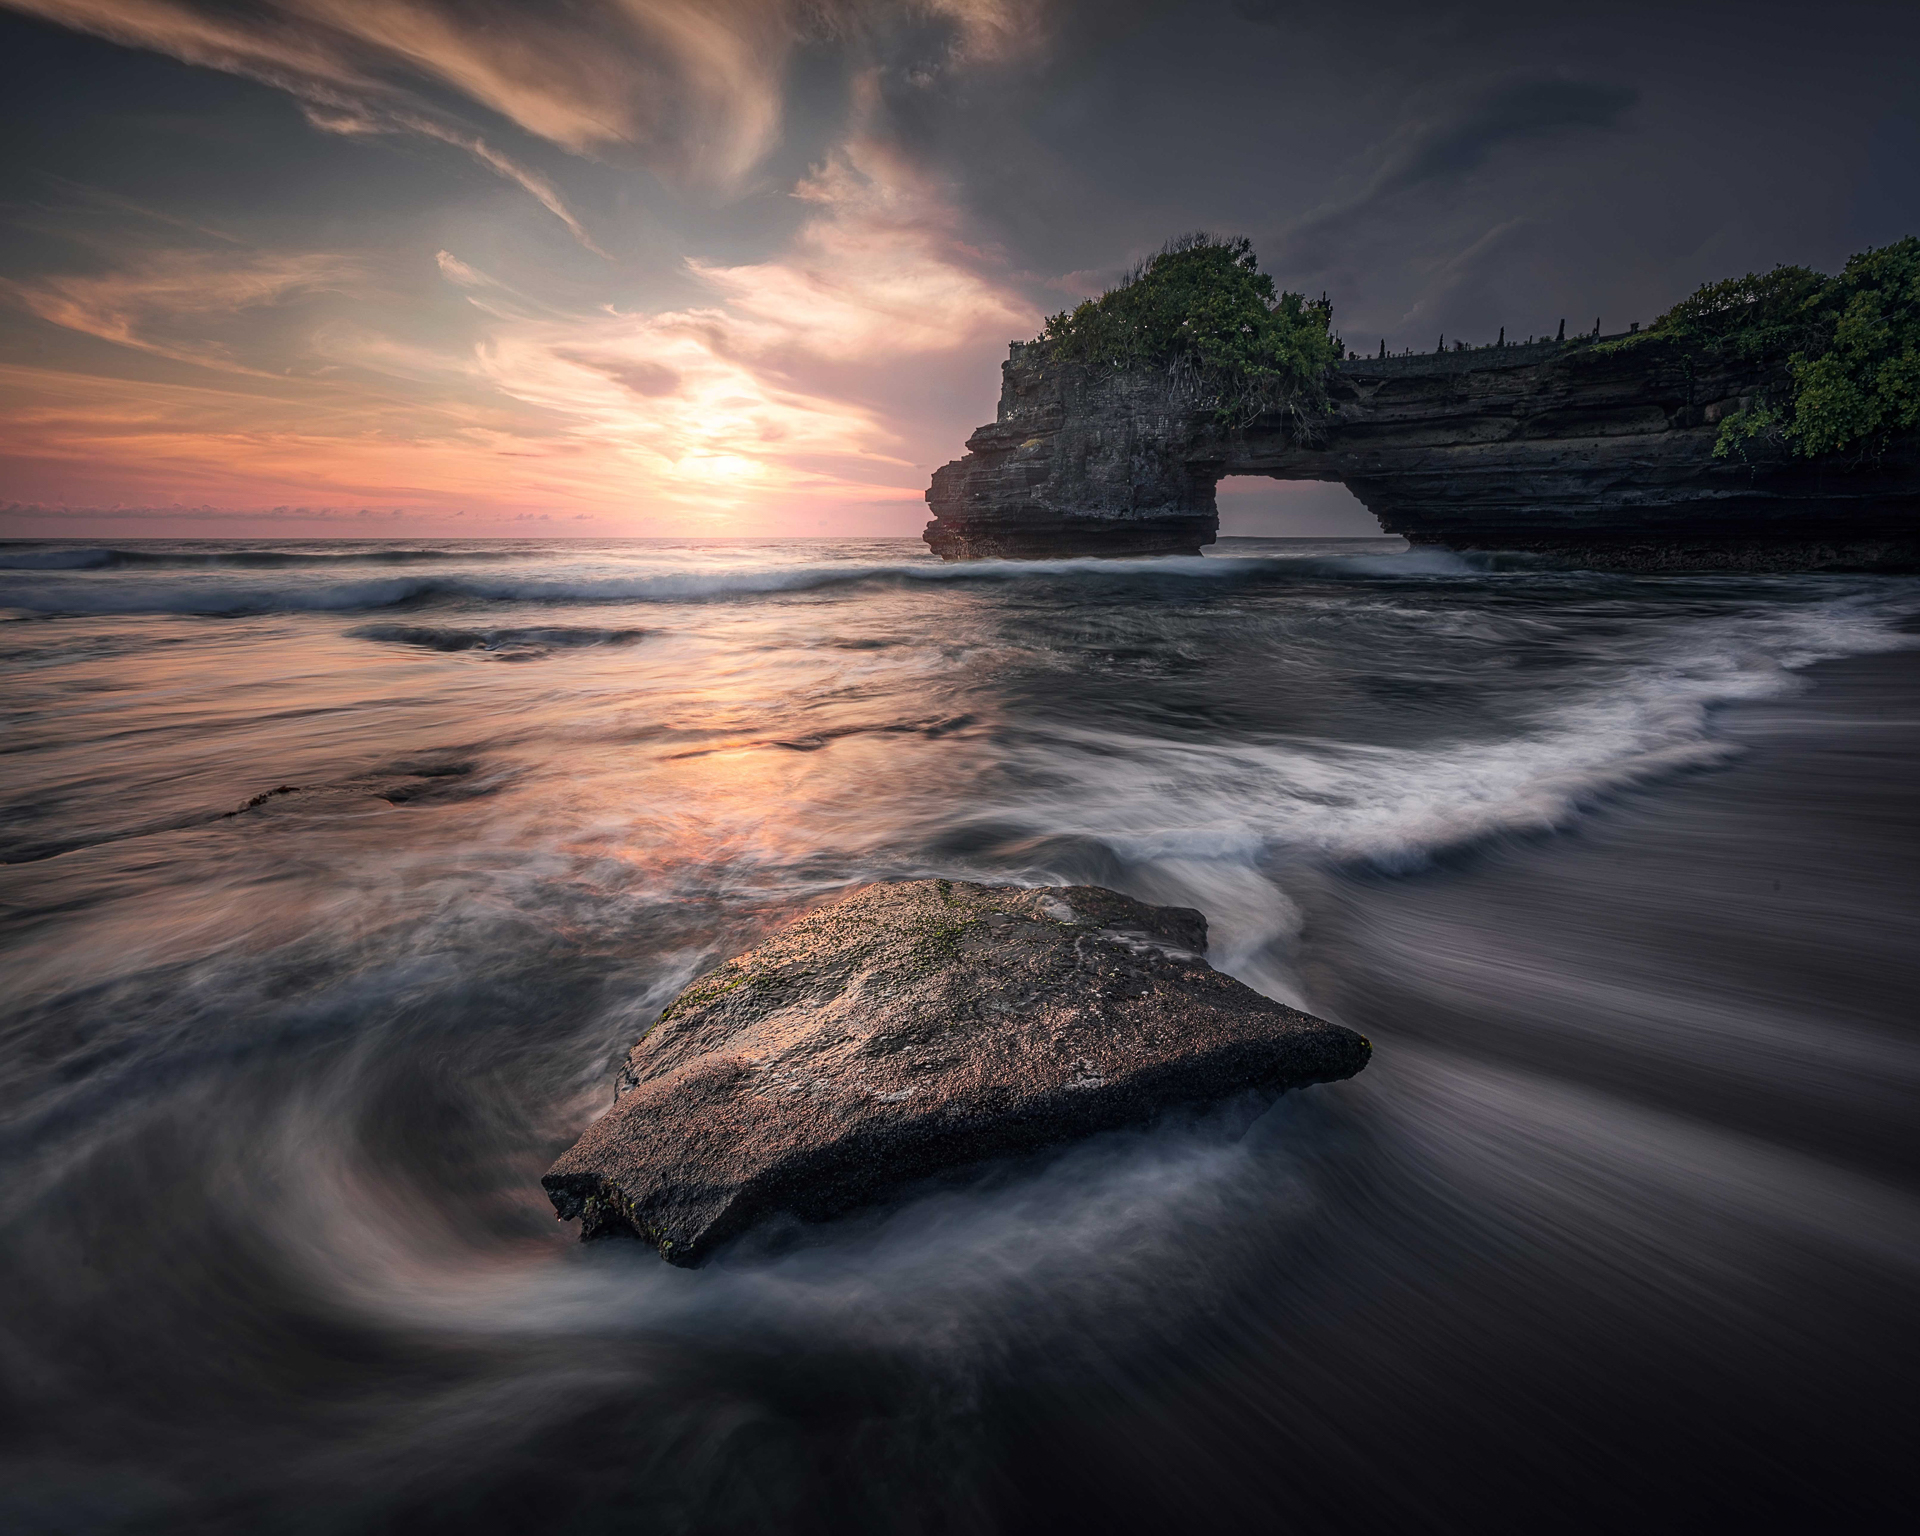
xmin=1634 ymin=239 xmax=1920 ymax=461
xmin=1648 ymin=264 xmax=1828 ymax=366
xmin=1039 ymin=234 xmax=1339 ymax=429
xmin=1786 ymin=238 xmax=1920 ymax=457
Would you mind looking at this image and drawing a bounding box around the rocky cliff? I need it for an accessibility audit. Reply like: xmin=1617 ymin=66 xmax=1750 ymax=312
xmin=925 ymin=336 xmax=1920 ymax=569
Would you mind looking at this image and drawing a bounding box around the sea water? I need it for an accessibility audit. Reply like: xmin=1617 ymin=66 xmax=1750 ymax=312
xmin=2 ymin=536 xmax=1915 ymax=1531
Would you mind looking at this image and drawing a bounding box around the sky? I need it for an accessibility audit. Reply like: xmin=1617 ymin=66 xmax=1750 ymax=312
xmin=1 ymin=0 xmax=1917 ymax=540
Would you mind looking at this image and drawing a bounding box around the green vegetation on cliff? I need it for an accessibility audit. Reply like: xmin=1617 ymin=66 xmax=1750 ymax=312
xmin=1040 ymin=234 xmax=1339 ymax=429
xmin=1634 ymin=237 xmax=1920 ymax=461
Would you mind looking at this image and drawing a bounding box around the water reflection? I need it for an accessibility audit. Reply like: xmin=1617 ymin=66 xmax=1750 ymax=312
xmin=0 ymin=538 xmax=1915 ymax=1530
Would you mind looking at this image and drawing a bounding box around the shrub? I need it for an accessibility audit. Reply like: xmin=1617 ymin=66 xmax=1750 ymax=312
xmin=1039 ymin=234 xmax=1339 ymax=429
xmin=1637 ymin=238 xmax=1920 ymax=461
xmin=1786 ymin=237 xmax=1920 ymax=457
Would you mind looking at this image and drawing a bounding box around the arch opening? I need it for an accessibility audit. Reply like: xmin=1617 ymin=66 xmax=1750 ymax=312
xmin=1212 ymin=476 xmax=1385 ymax=539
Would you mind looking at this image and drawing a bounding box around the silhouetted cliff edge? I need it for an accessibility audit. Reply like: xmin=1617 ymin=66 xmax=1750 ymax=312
xmin=926 ymin=243 xmax=1920 ymax=571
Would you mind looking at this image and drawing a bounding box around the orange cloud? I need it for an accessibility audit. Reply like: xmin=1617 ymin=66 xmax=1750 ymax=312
xmin=398 ymin=136 xmax=1035 ymax=512
xmin=2 ymin=141 xmax=1039 ymax=530
xmin=0 ymin=0 xmax=687 ymax=243
xmin=5 ymin=250 xmax=366 ymax=373
xmin=0 ymin=3 xmax=1056 ymax=531
xmin=690 ymin=138 xmax=1032 ymax=361
xmin=3 ymin=1 xmax=1054 ymax=198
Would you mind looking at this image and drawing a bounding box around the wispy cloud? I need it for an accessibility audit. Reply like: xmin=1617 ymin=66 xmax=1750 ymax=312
xmin=1397 ymin=216 xmax=1537 ymax=327
xmin=2 ymin=129 xmax=1038 ymax=528
xmin=5 ymin=249 xmax=364 ymax=373
xmin=387 ymin=112 xmax=610 ymax=257
xmin=923 ymin=0 xmax=1050 ymax=63
xmin=0 ymin=2 xmax=1052 ymax=528
xmin=5 ymin=0 xmax=629 ymax=248
xmin=5 ymin=1 xmax=1054 ymax=213
xmin=378 ymin=135 xmax=1037 ymax=514
xmin=1367 ymin=78 xmax=1639 ymax=196
xmin=1279 ymin=75 xmax=1639 ymax=268
xmin=690 ymin=136 xmax=1033 ymax=362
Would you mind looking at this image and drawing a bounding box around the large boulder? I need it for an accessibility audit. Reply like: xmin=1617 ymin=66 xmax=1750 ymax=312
xmin=542 ymin=879 xmax=1371 ymax=1265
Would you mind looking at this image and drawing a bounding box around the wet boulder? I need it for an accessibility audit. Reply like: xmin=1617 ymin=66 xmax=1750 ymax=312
xmin=542 ymin=879 xmax=1370 ymax=1265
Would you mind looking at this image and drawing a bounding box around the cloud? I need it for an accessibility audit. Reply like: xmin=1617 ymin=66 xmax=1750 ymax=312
xmin=4 ymin=249 xmax=364 ymax=373
xmin=4 ymin=0 xmax=620 ymax=246
xmin=1275 ymin=75 xmax=1638 ymax=269
xmin=386 ymin=112 xmax=610 ymax=256
xmin=375 ymin=138 xmax=1036 ymax=514
xmin=1 ymin=1 xmax=1073 ymax=265
xmin=556 ymin=354 xmax=684 ymax=397
xmin=295 ymin=0 xmax=807 ymax=179
xmin=1 ymin=0 xmax=375 ymax=100
xmin=1372 ymin=78 xmax=1639 ymax=195
xmin=4 ymin=1 xmax=1055 ymax=201
xmin=432 ymin=250 xmax=494 ymax=289
xmin=1 ymin=124 xmax=1038 ymax=529
xmin=689 ymin=136 xmax=1034 ymax=363
xmin=922 ymin=0 xmax=1049 ymax=63
xmin=1398 ymin=216 xmax=1538 ymax=327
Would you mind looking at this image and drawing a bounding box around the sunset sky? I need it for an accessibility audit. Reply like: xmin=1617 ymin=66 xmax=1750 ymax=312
xmin=3 ymin=0 xmax=1916 ymax=539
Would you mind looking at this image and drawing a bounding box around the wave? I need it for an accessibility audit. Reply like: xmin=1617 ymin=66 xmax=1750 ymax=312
xmin=0 ymin=550 xmax=1514 ymax=616
xmin=349 ymin=623 xmax=648 ymax=654
xmin=0 ymin=548 xmax=120 ymax=571
xmin=0 ymin=545 xmax=518 ymax=572
xmin=936 ymin=593 xmax=1919 ymax=986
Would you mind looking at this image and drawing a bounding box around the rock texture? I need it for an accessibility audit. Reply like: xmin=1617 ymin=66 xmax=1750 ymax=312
xmin=925 ymin=336 xmax=1920 ymax=569
xmin=543 ymin=879 xmax=1370 ymax=1265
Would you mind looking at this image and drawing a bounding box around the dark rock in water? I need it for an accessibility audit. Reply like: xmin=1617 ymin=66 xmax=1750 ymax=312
xmin=542 ymin=879 xmax=1370 ymax=1265
xmin=348 ymin=623 xmax=648 ymax=657
xmin=924 ymin=337 xmax=1920 ymax=569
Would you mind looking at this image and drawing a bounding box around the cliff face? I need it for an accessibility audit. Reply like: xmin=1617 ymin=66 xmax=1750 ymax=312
xmin=924 ymin=340 xmax=1221 ymax=558
xmin=924 ymin=337 xmax=1920 ymax=568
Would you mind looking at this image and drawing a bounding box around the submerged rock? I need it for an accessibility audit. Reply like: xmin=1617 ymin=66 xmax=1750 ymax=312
xmin=543 ymin=879 xmax=1370 ymax=1265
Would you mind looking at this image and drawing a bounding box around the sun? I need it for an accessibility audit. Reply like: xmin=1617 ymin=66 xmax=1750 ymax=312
xmin=692 ymin=453 xmax=763 ymax=481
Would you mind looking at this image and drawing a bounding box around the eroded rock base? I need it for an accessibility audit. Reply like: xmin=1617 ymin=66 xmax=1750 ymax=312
xmin=1425 ymin=534 xmax=1920 ymax=573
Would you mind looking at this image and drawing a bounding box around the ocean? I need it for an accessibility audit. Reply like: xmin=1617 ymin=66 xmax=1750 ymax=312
xmin=2 ymin=535 xmax=1916 ymax=1531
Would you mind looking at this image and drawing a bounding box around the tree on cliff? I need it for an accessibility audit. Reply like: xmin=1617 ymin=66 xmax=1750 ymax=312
xmin=1039 ymin=234 xmax=1339 ymax=430
xmin=1637 ymin=237 xmax=1920 ymax=462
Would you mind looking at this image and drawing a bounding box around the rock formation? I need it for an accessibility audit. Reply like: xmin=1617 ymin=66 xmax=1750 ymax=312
xmin=543 ymin=879 xmax=1370 ymax=1265
xmin=925 ymin=336 xmax=1920 ymax=569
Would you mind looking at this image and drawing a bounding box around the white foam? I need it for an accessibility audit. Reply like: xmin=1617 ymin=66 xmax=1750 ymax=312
xmin=962 ymin=592 xmax=1917 ymax=983
xmin=0 ymin=545 xmax=1499 ymax=616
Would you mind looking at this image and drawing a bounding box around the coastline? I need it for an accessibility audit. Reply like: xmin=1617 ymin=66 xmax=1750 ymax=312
xmin=1304 ymin=644 xmax=1920 ymax=1180
xmin=2 ymin=543 xmax=1914 ymax=1533
xmin=997 ymin=645 xmax=1920 ymax=1530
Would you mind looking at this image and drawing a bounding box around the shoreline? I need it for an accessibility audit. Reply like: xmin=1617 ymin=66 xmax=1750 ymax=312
xmin=1004 ymin=645 xmax=1920 ymax=1529
xmin=1301 ymin=644 xmax=1920 ymax=1180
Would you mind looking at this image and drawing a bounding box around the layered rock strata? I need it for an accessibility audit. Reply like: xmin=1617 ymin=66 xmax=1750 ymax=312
xmin=924 ymin=337 xmax=1920 ymax=569
xmin=543 ymin=879 xmax=1370 ymax=1265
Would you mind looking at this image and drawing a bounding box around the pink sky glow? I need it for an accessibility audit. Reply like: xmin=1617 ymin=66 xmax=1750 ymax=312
xmin=0 ymin=2 xmax=1060 ymax=539
xmin=6 ymin=0 xmax=1891 ymax=540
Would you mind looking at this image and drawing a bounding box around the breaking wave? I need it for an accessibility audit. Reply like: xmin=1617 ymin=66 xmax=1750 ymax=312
xmin=4 ymin=533 xmax=1919 ymax=1530
xmin=0 ymin=548 xmax=1522 ymax=616
xmin=1001 ymin=595 xmax=1913 ymax=870
xmin=0 ymin=545 xmax=515 ymax=571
